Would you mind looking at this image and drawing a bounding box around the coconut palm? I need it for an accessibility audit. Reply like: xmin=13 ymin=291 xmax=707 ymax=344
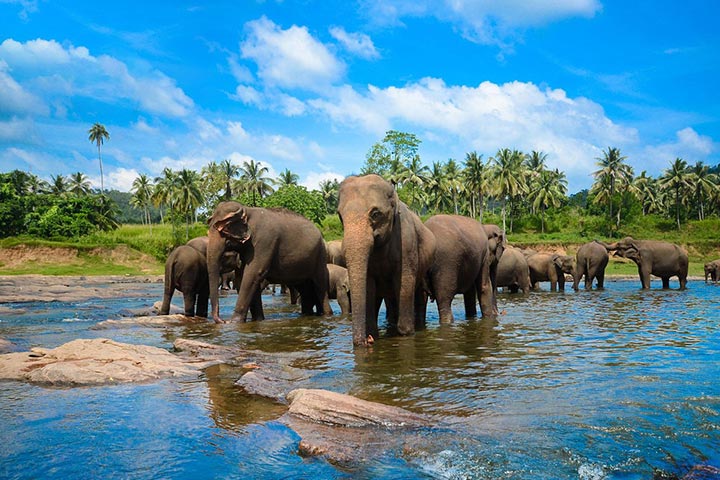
xmin=396 ymin=155 xmax=429 ymax=213
xmin=463 ymin=151 xmax=491 ymax=220
xmin=240 ymin=159 xmax=273 ymax=206
xmin=88 ymin=123 xmax=110 ymax=194
xmin=632 ymin=171 xmax=658 ymax=216
xmin=530 ymin=169 xmax=567 ymax=233
xmin=27 ymin=174 xmax=49 ymax=194
xmin=491 ymin=148 xmax=527 ymax=233
xmin=275 ymin=168 xmax=300 ymax=188
xmin=688 ymin=161 xmax=718 ymax=220
xmin=219 ymin=159 xmax=240 ymax=200
xmin=173 ymin=168 xmax=204 ymax=239
xmin=152 ymin=168 xmax=177 ymax=223
xmin=659 ymin=157 xmax=692 ymax=230
xmin=319 ymin=178 xmax=340 ymax=214
xmin=443 ymin=159 xmax=464 ymax=215
xmin=591 ymin=147 xmax=632 ymax=229
xmin=131 ymin=174 xmax=154 ymax=230
xmin=426 ymin=161 xmax=449 ymax=213
xmin=68 ymin=172 xmax=91 ymax=196
xmin=50 ymin=174 xmax=68 ymax=195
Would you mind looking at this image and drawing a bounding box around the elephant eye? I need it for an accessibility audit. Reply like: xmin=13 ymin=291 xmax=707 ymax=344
xmin=369 ymin=208 xmax=383 ymax=222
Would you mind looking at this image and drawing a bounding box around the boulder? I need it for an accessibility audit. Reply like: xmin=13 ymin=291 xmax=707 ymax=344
xmin=0 ymin=338 xmax=201 ymax=386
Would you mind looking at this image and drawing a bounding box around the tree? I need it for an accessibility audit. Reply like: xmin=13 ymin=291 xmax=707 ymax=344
xmin=688 ymin=161 xmax=718 ymax=220
xmin=240 ymin=159 xmax=273 ymax=206
xmin=319 ymin=178 xmax=340 ymax=214
xmin=275 ymin=168 xmax=300 ymax=188
xmin=632 ymin=171 xmax=658 ymax=216
xmin=591 ymin=147 xmax=633 ymax=232
xmin=463 ymin=151 xmax=490 ymax=220
xmin=220 ymin=159 xmax=240 ymax=200
xmin=360 ymin=130 xmax=422 ymax=184
xmin=426 ymin=161 xmax=449 ymax=213
xmin=396 ymin=155 xmax=429 ymax=213
xmin=152 ymin=168 xmax=176 ymax=223
xmin=88 ymin=123 xmax=110 ymax=194
xmin=361 ymin=142 xmax=391 ymax=176
xmin=131 ymin=174 xmax=154 ymax=230
xmin=263 ymin=185 xmax=326 ymax=225
xmin=68 ymin=172 xmax=91 ymax=196
xmin=444 ymin=159 xmax=463 ymax=215
xmin=50 ymin=174 xmax=68 ymax=195
xmin=530 ymin=169 xmax=567 ymax=233
xmin=173 ymin=168 xmax=203 ymax=239
xmin=659 ymin=157 xmax=692 ymax=230
xmin=524 ymin=151 xmax=548 ymax=214
xmin=491 ymin=148 xmax=527 ymax=233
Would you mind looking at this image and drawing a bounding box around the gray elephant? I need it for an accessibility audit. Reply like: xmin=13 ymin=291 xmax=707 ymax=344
xmin=325 ymin=239 xmax=347 ymax=267
xmin=207 ymin=201 xmax=332 ymax=323
xmin=482 ymin=223 xmax=505 ymax=309
xmin=159 ymin=245 xmax=209 ymax=317
xmin=337 ymin=174 xmax=436 ymax=346
xmin=495 ymin=246 xmax=531 ymax=293
xmin=186 ymin=235 xmax=240 ymax=291
xmin=605 ymin=237 xmax=688 ymax=289
xmin=704 ymin=259 xmax=720 ymax=282
xmin=573 ymin=240 xmax=609 ymax=290
xmin=423 ymin=215 xmax=495 ymax=323
xmin=327 ymin=264 xmax=351 ymax=314
xmin=526 ymin=252 xmax=575 ymax=291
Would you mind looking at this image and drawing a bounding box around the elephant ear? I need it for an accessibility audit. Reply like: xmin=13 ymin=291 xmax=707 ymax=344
xmin=552 ymin=254 xmax=563 ymax=268
xmin=212 ymin=207 xmax=251 ymax=243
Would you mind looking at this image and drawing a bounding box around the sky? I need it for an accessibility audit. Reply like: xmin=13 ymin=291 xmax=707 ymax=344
xmin=1 ymin=0 xmax=719 ymax=194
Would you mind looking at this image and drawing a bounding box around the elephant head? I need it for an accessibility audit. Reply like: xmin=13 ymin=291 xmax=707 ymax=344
xmin=606 ymin=237 xmax=640 ymax=262
xmin=483 ymin=224 xmax=505 ymax=264
xmin=553 ymin=254 xmax=576 ymax=277
xmin=207 ymin=201 xmax=252 ymax=322
xmin=337 ymin=175 xmax=398 ymax=345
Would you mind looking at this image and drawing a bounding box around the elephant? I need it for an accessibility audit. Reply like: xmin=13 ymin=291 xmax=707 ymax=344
xmin=207 ymin=201 xmax=332 ymax=323
xmin=186 ymin=235 xmax=240 ymax=291
xmin=325 ymin=240 xmax=347 ymax=267
xmin=482 ymin=223 xmax=505 ymax=309
xmin=604 ymin=237 xmax=688 ymax=289
xmin=526 ymin=252 xmax=575 ymax=291
xmin=327 ymin=264 xmax=351 ymax=314
xmin=573 ymin=240 xmax=610 ymax=290
xmin=704 ymin=259 xmax=720 ymax=282
xmin=159 ymin=245 xmax=209 ymax=317
xmin=337 ymin=174 xmax=436 ymax=346
xmin=495 ymin=246 xmax=531 ymax=293
xmin=424 ymin=214 xmax=496 ymax=323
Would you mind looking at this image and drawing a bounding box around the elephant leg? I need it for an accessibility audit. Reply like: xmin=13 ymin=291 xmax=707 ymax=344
xmin=365 ymin=282 xmax=380 ymax=341
xmin=557 ymin=274 xmax=565 ymax=292
xmin=289 ymin=286 xmax=300 ymax=305
xmin=661 ymin=277 xmax=670 ymax=289
xmin=463 ymin=288 xmax=477 ymax=319
xmin=338 ymin=290 xmax=351 ymax=315
xmin=159 ymin=287 xmax=174 ymax=316
xmin=182 ymin=291 xmax=196 ymax=317
xmin=196 ymin=289 xmax=209 ymax=318
xmin=396 ymin=272 xmax=418 ymax=336
xmin=639 ymin=265 xmax=651 ymax=289
xmin=596 ymin=270 xmax=605 ymax=290
xmin=249 ymin=288 xmax=264 ymax=320
xmin=233 ymin=268 xmax=264 ymax=322
xmin=679 ymin=273 xmax=687 ymax=290
xmin=299 ymin=283 xmax=316 ymax=315
xmin=414 ymin=288 xmax=428 ymax=330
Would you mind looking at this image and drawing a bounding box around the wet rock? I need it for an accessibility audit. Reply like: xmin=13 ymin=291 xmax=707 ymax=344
xmin=0 ymin=338 xmax=201 ymax=386
xmin=0 ymin=337 xmax=15 ymax=354
xmin=236 ymin=366 xmax=310 ymax=402
xmin=173 ymin=338 xmax=247 ymax=364
xmin=117 ymin=301 xmax=184 ymax=317
xmin=93 ymin=314 xmax=207 ymax=329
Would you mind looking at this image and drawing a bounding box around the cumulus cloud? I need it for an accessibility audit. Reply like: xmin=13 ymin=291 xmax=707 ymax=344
xmin=361 ymin=0 xmax=601 ymax=48
xmin=102 ymin=167 xmax=140 ymax=191
xmin=0 ymin=38 xmax=194 ymax=117
xmin=0 ymin=61 xmax=48 ymax=115
xmin=329 ymin=26 xmax=380 ymax=60
xmin=641 ymin=127 xmax=715 ymax=171
xmin=240 ymin=16 xmax=345 ymax=91
xmin=301 ymin=170 xmax=346 ymax=191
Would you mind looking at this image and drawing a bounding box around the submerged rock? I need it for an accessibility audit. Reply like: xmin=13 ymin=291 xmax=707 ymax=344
xmin=0 ymin=338 xmax=202 ymax=386
xmin=0 ymin=337 xmax=15 ymax=354
xmin=93 ymin=314 xmax=207 ymax=329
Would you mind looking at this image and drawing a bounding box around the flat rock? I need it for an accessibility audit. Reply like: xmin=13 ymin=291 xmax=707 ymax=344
xmin=0 ymin=338 xmax=201 ymax=386
xmin=93 ymin=314 xmax=207 ymax=329
xmin=0 ymin=337 xmax=15 ymax=354
xmin=0 ymin=275 xmax=162 ymax=303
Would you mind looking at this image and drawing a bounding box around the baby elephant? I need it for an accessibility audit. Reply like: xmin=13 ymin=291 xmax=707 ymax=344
xmin=159 ymin=245 xmax=209 ymax=317
xmin=327 ymin=264 xmax=351 ymax=314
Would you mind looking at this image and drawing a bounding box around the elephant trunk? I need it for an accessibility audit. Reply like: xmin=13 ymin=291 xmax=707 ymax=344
xmin=206 ymin=229 xmax=225 ymax=323
xmin=343 ymin=218 xmax=374 ymax=346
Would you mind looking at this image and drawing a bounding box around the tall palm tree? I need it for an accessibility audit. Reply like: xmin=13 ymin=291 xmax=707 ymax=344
xmin=88 ymin=123 xmax=110 ymax=195
xmin=463 ymin=151 xmax=491 ymax=220
xmin=530 ymin=169 xmax=567 ymax=233
xmin=443 ymin=159 xmax=463 ymax=215
xmin=319 ymin=178 xmax=340 ymax=214
xmin=491 ymin=148 xmax=527 ymax=233
xmin=131 ymin=174 xmax=154 ymax=230
xmin=68 ymin=172 xmax=91 ymax=196
xmin=50 ymin=174 xmax=68 ymax=195
xmin=591 ymin=147 xmax=632 ymax=230
xmin=426 ymin=161 xmax=449 ymax=213
xmin=688 ymin=161 xmax=718 ymax=220
xmin=524 ymin=151 xmax=548 ymax=214
xmin=397 ymin=155 xmax=429 ymax=213
xmin=152 ymin=168 xmax=177 ymax=224
xmin=240 ymin=159 xmax=273 ymax=206
xmin=632 ymin=171 xmax=658 ymax=216
xmin=274 ymin=168 xmax=300 ymax=188
xmin=659 ymin=157 xmax=692 ymax=230
xmin=173 ymin=168 xmax=203 ymax=239
xmin=28 ymin=174 xmax=49 ymax=194
xmin=220 ymin=159 xmax=240 ymax=200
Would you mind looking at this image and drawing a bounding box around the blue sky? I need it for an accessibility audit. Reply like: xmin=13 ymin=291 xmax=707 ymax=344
xmin=1 ymin=0 xmax=718 ymax=193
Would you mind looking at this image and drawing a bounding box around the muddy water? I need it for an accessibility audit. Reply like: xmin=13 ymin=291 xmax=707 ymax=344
xmin=0 ymin=280 xmax=719 ymax=479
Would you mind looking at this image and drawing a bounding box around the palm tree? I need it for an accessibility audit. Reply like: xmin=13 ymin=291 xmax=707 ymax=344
xmin=88 ymin=123 xmax=110 ymax=194
xmin=463 ymin=151 xmax=491 ymax=220
xmin=524 ymin=151 xmax=548 ymax=214
xmin=173 ymin=168 xmax=203 ymax=239
xmin=444 ymin=159 xmax=464 ymax=215
xmin=396 ymin=155 xmax=429 ymax=213
xmin=426 ymin=161 xmax=449 ymax=213
xmin=28 ymin=174 xmax=49 ymax=194
xmin=632 ymin=171 xmax=658 ymax=216
xmin=688 ymin=161 xmax=718 ymax=220
xmin=50 ymin=174 xmax=68 ymax=195
xmin=319 ymin=178 xmax=340 ymax=214
xmin=152 ymin=168 xmax=176 ymax=223
xmin=275 ymin=168 xmax=300 ymax=188
xmin=219 ymin=159 xmax=240 ymax=200
xmin=659 ymin=157 xmax=692 ymax=230
xmin=491 ymin=148 xmax=527 ymax=233
xmin=68 ymin=172 xmax=91 ymax=196
xmin=131 ymin=174 xmax=154 ymax=230
xmin=591 ymin=147 xmax=633 ymax=231
xmin=530 ymin=169 xmax=567 ymax=233
xmin=240 ymin=159 xmax=273 ymax=206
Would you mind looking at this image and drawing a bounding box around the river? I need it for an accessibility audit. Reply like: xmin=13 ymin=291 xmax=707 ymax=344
xmin=1 ymin=279 xmax=718 ymax=479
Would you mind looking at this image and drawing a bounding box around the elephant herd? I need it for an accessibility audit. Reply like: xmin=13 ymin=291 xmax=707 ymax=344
xmin=161 ymin=174 xmax=702 ymax=348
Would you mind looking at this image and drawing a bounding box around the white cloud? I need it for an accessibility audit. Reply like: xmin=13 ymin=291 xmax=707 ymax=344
xmin=329 ymin=26 xmax=380 ymax=60
xmin=132 ymin=117 xmax=157 ymax=134
xmin=103 ymin=167 xmax=140 ymax=191
xmin=0 ymin=116 xmax=39 ymax=143
xmin=640 ymin=127 xmax=715 ymax=171
xmin=301 ymin=171 xmax=345 ymax=191
xmin=0 ymin=38 xmax=194 ymax=118
xmin=0 ymin=62 xmax=48 ymax=115
xmin=1 ymin=0 xmax=39 ymax=20
xmin=265 ymin=134 xmax=303 ymax=161
xmin=361 ymin=0 xmax=601 ymax=48
xmin=240 ymin=16 xmax=345 ymax=91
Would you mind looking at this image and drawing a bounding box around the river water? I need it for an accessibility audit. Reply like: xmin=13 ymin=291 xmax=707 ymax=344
xmin=0 ymin=280 xmax=719 ymax=479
